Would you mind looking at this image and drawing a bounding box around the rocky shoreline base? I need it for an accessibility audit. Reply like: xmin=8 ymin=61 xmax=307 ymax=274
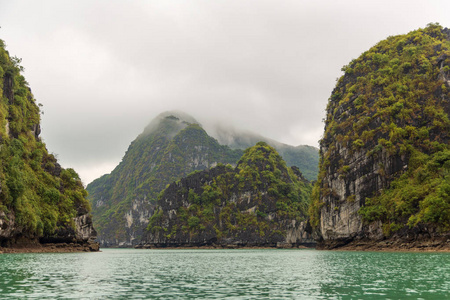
xmin=317 ymin=236 xmax=450 ymax=252
xmin=134 ymin=242 xmax=316 ymax=250
xmin=0 ymin=242 xmax=100 ymax=254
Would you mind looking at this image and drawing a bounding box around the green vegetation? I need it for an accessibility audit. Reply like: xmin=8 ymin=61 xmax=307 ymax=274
xmin=147 ymin=142 xmax=312 ymax=240
xmin=311 ymin=24 xmax=450 ymax=232
xmin=359 ymin=149 xmax=450 ymax=234
xmin=0 ymin=39 xmax=90 ymax=238
xmin=87 ymin=115 xmax=243 ymax=243
xmin=275 ymin=145 xmax=319 ymax=181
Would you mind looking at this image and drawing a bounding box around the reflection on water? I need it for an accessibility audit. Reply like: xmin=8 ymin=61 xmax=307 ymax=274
xmin=0 ymin=249 xmax=449 ymax=299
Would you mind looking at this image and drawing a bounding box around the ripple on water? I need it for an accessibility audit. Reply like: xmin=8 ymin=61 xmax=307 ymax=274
xmin=0 ymin=249 xmax=449 ymax=299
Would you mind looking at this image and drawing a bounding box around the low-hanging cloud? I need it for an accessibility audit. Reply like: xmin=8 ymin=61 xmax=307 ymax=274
xmin=0 ymin=0 xmax=449 ymax=184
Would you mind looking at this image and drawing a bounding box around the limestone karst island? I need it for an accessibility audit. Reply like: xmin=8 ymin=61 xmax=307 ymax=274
xmin=0 ymin=24 xmax=449 ymax=254
xmin=311 ymin=24 xmax=450 ymax=251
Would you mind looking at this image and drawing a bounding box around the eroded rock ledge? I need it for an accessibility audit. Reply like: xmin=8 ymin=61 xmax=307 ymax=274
xmin=136 ymin=242 xmax=316 ymax=249
xmin=0 ymin=213 xmax=99 ymax=253
xmin=0 ymin=242 xmax=99 ymax=254
xmin=317 ymin=231 xmax=450 ymax=252
xmin=317 ymin=238 xmax=450 ymax=252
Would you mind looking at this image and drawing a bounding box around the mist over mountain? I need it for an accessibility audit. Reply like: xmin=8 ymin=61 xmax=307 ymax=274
xmin=206 ymin=123 xmax=319 ymax=181
xmin=142 ymin=110 xmax=199 ymax=137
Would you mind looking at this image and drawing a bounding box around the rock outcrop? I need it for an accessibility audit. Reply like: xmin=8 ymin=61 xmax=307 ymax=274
xmin=140 ymin=142 xmax=314 ymax=248
xmin=0 ymin=39 xmax=98 ymax=251
xmin=310 ymin=24 xmax=450 ymax=249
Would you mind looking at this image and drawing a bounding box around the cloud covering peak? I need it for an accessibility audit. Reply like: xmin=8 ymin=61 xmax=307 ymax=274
xmin=0 ymin=0 xmax=449 ymax=184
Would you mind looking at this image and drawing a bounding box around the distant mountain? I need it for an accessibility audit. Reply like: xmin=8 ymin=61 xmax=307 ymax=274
xmin=208 ymin=125 xmax=319 ymax=181
xmin=88 ymin=111 xmax=320 ymax=247
xmin=141 ymin=142 xmax=314 ymax=248
xmin=87 ymin=112 xmax=243 ymax=246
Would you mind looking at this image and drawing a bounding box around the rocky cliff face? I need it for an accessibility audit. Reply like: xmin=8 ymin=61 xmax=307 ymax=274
xmin=87 ymin=112 xmax=243 ymax=247
xmin=141 ymin=142 xmax=314 ymax=248
xmin=0 ymin=39 xmax=98 ymax=250
xmin=310 ymin=24 xmax=450 ymax=248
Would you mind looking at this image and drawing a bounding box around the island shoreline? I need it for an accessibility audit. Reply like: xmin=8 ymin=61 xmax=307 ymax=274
xmin=317 ymin=237 xmax=450 ymax=252
xmin=0 ymin=242 xmax=100 ymax=254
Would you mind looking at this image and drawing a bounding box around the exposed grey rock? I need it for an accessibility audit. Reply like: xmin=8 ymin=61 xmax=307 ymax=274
xmin=0 ymin=212 xmax=19 ymax=241
xmin=74 ymin=214 xmax=97 ymax=242
xmin=319 ymin=146 xmax=407 ymax=242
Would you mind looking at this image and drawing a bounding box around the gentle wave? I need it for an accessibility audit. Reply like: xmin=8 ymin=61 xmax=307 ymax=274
xmin=0 ymin=249 xmax=449 ymax=299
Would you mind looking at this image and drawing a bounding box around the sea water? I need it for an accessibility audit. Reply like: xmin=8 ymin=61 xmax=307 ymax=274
xmin=0 ymin=248 xmax=448 ymax=299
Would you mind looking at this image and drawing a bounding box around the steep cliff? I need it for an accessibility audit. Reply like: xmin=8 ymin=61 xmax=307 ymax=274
xmin=141 ymin=142 xmax=314 ymax=248
xmin=87 ymin=112 xmax=243 ymax=246
xmin=0 ymin=40 xmax=98 ymax=251
xmin=310 ymin=24 xmax=450 ymax=249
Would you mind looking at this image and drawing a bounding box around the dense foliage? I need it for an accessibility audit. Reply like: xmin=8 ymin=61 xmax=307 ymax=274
xmin=359 ymin=148 xmax=450 ymax=234
xmin=274 ymin=145 xmax=319 ymax=181
xmin=87 ymin=115 xmax=243 ymax=243
xmin=0 ymin=39 xmax=90 ymax=239
xmin=147 ymin=142 xmax=312 ymax=241
xmin=311 ymin=24 xmax=450 ymax=233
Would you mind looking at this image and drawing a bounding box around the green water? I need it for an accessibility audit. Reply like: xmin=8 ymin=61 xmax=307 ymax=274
xmin=0 ymin=249 xmax=448 ymax=299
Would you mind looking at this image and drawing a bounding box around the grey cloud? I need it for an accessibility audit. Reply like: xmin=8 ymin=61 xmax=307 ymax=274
xmin=0 ymin=0 xmax=449 ymax=184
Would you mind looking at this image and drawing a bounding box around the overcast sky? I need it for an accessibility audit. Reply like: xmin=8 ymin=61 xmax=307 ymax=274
xmin=1 ymin=0 xmax=449 ymax=184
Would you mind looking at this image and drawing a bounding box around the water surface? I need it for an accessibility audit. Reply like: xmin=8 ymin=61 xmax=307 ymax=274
xmin=0 ymin=248 xmax=448 ymax=299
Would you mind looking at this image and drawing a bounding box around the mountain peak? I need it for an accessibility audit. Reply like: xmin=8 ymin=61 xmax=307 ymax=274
xmin=153 ymin=110 xmax=199 ymax=126
xmin=141 ymin=110 xmax=200 ymax=137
